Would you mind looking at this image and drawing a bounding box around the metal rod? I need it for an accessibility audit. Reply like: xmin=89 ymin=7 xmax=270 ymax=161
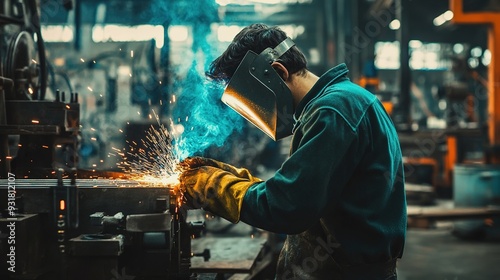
xmin=395 ymin=0 xmax=411 ymax=131
xmin=0 ymin=69 xmax=12 ymax=177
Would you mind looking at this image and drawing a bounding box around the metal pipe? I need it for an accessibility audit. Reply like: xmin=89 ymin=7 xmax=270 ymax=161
xmin=449 ymin=0 xmax=500 ymax=163
xmin=0 ymin=73 xmax=13 ymax=177
xmin=74 ymin=0 xmax=81 ymax=51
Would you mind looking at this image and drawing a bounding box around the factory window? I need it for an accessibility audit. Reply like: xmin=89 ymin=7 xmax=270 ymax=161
xmin=216 ymin=24 xmax=304 ymax=42
xmin=92 ymin=25 xmax=164 ymax=48
xmin=216 ymin=0 xmax=313 ymax=5
xmin=168 ymin=26 xmax=190 ymax=42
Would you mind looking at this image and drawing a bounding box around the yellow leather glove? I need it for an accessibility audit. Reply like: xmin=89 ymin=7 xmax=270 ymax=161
xmin=179 ymin=157 xmax=262 ymax=223
xmin=180 ymin=157 xmax=258 ymax=179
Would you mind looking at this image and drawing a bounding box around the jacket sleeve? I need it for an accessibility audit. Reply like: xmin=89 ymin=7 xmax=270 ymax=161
xmin=240 ymin=108 xmax=359 ymax=234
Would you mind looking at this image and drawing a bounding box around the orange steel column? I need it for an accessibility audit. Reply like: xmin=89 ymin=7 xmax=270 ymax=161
xmin=446 ymin=135 xmax=457 ymax=186
xmin=450 ymin=0 xmax=500 ymax=163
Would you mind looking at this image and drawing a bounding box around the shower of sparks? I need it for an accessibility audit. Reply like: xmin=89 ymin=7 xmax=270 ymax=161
xmin=115 ymin=110 xmax=182 ymax=188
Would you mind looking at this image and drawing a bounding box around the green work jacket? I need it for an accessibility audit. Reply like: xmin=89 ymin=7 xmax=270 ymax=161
xmin=241 ymin=63 xmax=407 ymax=279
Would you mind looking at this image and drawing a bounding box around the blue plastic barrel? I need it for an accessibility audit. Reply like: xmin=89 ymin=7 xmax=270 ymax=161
xmin=453 ymin=164 xmax=500 ymax=239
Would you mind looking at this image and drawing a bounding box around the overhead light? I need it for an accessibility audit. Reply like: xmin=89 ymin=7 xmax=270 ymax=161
xmin=468 ymin=57 xmax=479 ymax=69
xmin=433 ymin=10 xmax=453 ymax=26
xmin=482 ymin=49 xmax=491 ymax=66
xmin=409 ymin=40 xmax=423 ymax=49
xmin=471 ymin=46 xmax=482 ymax=58
xmin=389 ymin=19 xmax=400 ymax=30
xmin=217 ymin=25 xmax=243 ymax=42
xmin=374 ymin=41 xmax=400 ymax=70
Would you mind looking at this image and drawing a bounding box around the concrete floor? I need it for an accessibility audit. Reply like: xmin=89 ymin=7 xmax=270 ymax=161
xmin=195 ymin=209 xmax=500 ymax=279
xmin=397 ymin=227 xmax=500 ymax=280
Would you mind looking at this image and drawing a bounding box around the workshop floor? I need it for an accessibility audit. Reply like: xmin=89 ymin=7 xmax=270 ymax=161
xmin=397 ymin=227 xmax=500 ymax=280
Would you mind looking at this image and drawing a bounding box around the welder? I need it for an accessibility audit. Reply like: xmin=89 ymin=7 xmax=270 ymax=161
xmin=179 ymin=23 xmax=406 ymax=280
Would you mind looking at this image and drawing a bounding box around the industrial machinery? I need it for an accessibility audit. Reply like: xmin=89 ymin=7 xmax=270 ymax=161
xmin=0 ymin=1 xmax=271 ymax=279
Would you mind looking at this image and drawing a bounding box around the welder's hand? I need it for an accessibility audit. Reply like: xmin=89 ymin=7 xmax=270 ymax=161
xmin=179 ymin=160 xmax=262 ymax=223
xmin=180 ymin=157 xmax=256 ymax=180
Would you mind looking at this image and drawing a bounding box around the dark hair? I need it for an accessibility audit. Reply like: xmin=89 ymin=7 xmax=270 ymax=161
xmin=206 ymin=23 xmax=308 ymax=82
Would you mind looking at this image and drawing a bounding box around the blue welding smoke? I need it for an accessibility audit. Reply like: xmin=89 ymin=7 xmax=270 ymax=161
xmin=143 ymin=0 xmax=244 ymax=159
xmin=172 ymin=62 xmax=244 ymax=160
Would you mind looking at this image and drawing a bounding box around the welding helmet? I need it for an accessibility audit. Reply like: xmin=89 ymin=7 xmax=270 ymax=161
xmin=221 ymin=38 xmax=296 ymax=141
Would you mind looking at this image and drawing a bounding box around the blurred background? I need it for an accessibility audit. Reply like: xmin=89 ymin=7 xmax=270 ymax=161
xmin=1 ymin=0 xmax=500 ymax=279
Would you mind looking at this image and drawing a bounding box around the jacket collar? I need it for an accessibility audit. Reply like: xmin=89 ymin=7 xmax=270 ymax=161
xmin=294 ymin=63 xmax=349 ymax=120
